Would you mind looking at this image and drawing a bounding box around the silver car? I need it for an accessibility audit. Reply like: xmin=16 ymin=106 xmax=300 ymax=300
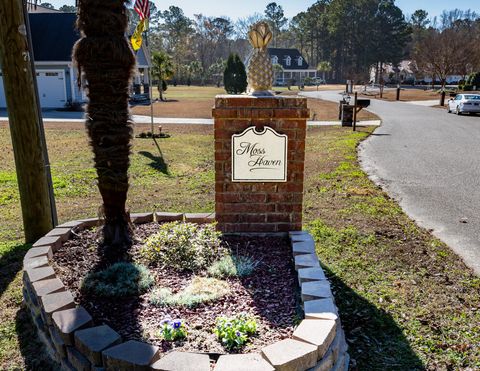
xmin=447 ymin=94 xmax=480 ymax=115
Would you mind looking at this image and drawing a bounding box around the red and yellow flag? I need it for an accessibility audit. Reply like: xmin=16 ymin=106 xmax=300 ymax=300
xmin=131 ymin=18 xmax=147 ymax=51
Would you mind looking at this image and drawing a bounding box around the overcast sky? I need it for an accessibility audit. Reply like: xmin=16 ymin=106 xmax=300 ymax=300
xmin=44 ymin=0 xmax=480 ymax=20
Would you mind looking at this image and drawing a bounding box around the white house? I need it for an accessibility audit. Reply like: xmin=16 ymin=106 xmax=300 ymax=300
xmin=268 ymin=48 xmax=318 ymax=84
xmin=371 ymin=60 xmax=463 ymax=84
xmin=0 ymin=12 xmax=150 ymax=109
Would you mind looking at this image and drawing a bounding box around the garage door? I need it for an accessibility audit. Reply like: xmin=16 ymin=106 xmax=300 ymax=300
xmin=0 ymin=73 xmax=6 ymax=108
xmin=0 ymin=70 xmax=67 ymax=109
xmin=36 ymin=70 xmax=67 ymax=108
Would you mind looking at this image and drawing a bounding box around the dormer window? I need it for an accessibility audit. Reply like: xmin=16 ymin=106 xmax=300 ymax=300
xmin=285 ymin=56 xmax=291 ymax=66
xmin=298 ymin=57 xmax=303 ymax=66
xmin=272 ymin=55 xmax=278 ymax=64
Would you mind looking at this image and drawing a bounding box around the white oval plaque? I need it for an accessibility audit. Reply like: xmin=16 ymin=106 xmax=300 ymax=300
xmin=232 ymin=126 xmax=287 ymax=182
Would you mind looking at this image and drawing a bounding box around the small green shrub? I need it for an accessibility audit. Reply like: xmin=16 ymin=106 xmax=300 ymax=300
xmin=208 ymin=255 xmax=259 ymax=278
xmin=150 ymin=277 xmax=230 ymax=307
xmin=157 ymin=317 xmax=187 ymax=341
xmin=141 ymin=222 xmax=224 ymax=272
xmin=213 ymin=313 xmax=257 ymax=350
xmin=224 ymin=53 xmax=247 ymax=94
xmin=81 ymin=262 xmax=154 ymax=297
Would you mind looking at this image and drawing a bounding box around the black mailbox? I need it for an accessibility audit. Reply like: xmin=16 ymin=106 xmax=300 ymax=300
xmin=357 ymin=99 xmax=370 ymax=108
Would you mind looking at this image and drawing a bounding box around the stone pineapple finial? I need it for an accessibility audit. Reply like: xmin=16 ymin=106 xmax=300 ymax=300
xmin=247 ymin=21 xmax=274 ymax=96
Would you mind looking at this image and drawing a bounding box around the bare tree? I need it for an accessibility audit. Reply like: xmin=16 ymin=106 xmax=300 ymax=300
xmin=235 ymin=13 xmax=264 ymax=39
xmin=413 ymin=28 xmax=464 ymax=88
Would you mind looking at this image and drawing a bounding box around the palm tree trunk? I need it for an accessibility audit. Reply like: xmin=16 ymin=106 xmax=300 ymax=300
xmin=158 ymin=83 xmax=164 ymax=101
xmin=73 ymin=0 xmax=136 ymax=249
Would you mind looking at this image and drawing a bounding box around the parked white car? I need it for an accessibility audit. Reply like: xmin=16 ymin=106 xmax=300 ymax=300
xmin=447 ymin=94 xmax=480 ymax=115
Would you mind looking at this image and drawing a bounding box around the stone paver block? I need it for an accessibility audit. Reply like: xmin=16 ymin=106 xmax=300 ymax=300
xmin=24 ymin=245 xmax=53 ymax=262
xmin=301 ymin=280 xmax=332 ymax=301
xmin=155 ymin=212 xmax=184 ymax=222
xmin=32 ymin=278 xmax=65 ymax=298
xmin=102 ymin=340 xmax=159 ymax=370
xmin=330 ymin=327 xmax=347 ymax=363
xmin=23 ymin=255 xmax=49 ymax=270
xmin=53 ymin=306 xmax=93 ymax=345
xmin=290 ymin=232 xmax=314 ymax=243
xmin=75 ymin=325 xmax=122 ymax=366
xmin=294 ymin=254 xmax=320 ymax=270
xmin=307 ymin=348 xmax=334 ymax=371
xmin=184 ymin=212 xmax=215 ymax=224
xmin=25 ymin=266 xmax=56 ymax=283
xmin=293 ymin=319 xmax=337 ymax=360
xmin=262 ymin=338 xmax=317 ymax=371
xmin=304 ymin=298 xmax=339 ymax=322
xmin=49 ymin=326 xmax=67 ymax=359
xmin=41 ymin=291 xmax=75 ymax=323
xmin=45 ymin=227 xmax=72 ymax=242
xmin=297 ymin=267 xmax=326 ymax=285
xmin=79 ymin=218 xmax=99 ymax=228
xmin=57 ymin=220 xmax=84 ymax=229
xmin=331 ymin=351 xmax=348 ymax=371
xmin=22 ymin=287 xmax=31 ymax=305
xmin=34 ymin=312 xmax=45 ymax=331
xmin=131 ymin=212 xmax=154 ymax=224
xmin=214 ymin=353 xmax=274 ymax=371
xmin=33 ymin=235 xmax=62 ymax=250
xmin=292 ymin=241 xmax=315 ymax=256
xmin=67 ymin=346 xmax=92 ymax=371
xmin=151 ymin=351 xmax=210 ymax=371
xmin=289 ymin=231 xmax=310 ymax=236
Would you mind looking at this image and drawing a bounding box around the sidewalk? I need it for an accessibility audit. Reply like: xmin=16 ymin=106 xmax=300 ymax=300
xmin=0 ymin=113 xmax=381 ymax=127
xmin=404 ymin=100 xmax=439 ymax=107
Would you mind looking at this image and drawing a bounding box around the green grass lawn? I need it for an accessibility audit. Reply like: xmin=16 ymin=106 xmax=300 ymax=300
xmin=1 ymin=122 xmax=479 ymax=370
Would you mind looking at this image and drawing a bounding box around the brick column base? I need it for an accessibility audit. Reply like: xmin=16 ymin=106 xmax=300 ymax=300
xmin=212 ymin=95 xmax=309 ymax=233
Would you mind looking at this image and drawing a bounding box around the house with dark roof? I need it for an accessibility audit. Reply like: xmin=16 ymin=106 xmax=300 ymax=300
xmin=268 ymin=48 xmax=318 ymax=85
xmin=0 ymin=12 xmax=150 ymax=109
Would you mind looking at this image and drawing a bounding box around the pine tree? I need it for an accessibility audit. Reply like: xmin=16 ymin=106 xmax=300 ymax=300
xmin=223 ymin=53 xmax=247 ymax=94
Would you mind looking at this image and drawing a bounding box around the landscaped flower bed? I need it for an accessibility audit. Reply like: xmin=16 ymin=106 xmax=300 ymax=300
xmin=51 ymin=221 xmax=298 ymax=354
xmin=22 ymin=212 xmax=349 ymax=370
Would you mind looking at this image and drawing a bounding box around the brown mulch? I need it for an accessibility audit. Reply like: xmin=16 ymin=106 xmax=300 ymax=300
xmin=51 ymin=223 xmax=299 ymax=355
xmin=131 ymin=100 xmax=214 ymax=119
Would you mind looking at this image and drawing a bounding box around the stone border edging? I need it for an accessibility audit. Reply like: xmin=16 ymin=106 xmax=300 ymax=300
xmin=22 ymin=213 xmax=349 ymax=371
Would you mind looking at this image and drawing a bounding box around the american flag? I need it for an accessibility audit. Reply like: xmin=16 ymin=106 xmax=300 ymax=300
xmin=134 ymin=0 xmax=150 ymax=20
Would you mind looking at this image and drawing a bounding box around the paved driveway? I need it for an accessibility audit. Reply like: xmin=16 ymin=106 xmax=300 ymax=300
xmin=302 ymin=90 xmax=480 ymax=274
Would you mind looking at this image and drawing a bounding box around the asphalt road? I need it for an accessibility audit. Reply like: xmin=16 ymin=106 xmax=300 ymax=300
xmin=302 ymin=90 xmax=480 ymax=274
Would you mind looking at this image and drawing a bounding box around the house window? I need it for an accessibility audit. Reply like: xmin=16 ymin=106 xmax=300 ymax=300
xmin=285 ymin=56 xmax=291 ymax=66
xmin=272 ymin=55 xmax=278 ymax=64
xmin=298 ymin=57 xmax=303 ymax=66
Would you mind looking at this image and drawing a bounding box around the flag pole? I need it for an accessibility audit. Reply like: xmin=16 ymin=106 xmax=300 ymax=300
xmin=145 ymin=27 xmax=154 ymax=136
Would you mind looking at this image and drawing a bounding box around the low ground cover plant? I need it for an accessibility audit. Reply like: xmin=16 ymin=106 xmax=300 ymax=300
xmin=213 ymin=313 xmax=258 ymax=350
xmin=81 ymin=262 xmax=154 ymax=297
xmin=208 ymin=254 xmax=259 ymax=278
xmin=150 ymin=276 xmax=230 ymax=307
xmin=141 ymin=222 xmax=224 ymax=271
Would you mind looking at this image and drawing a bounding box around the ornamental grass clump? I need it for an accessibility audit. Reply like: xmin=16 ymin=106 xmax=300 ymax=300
xmin=141 ymin=222 xmax=224 ymax=271
xmin=214 ymin=313 xmax=258 ymax=350
xmin=81 ymin=262 xmax=153 ymax=297
xmin=208 ymin=254 xmax=259 ymax=278
xmin=150 ymin=277 xmax=230 ymax=308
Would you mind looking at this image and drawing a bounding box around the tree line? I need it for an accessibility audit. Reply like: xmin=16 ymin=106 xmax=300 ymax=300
xmin=46 ymin=1 xmax=480 ymax=85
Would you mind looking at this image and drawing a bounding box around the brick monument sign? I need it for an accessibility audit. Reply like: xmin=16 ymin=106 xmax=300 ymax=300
xmin=213 ymin=21 xmax=309 ymax=233
xmin=213 ymin=95 xmax=309 ymax=233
